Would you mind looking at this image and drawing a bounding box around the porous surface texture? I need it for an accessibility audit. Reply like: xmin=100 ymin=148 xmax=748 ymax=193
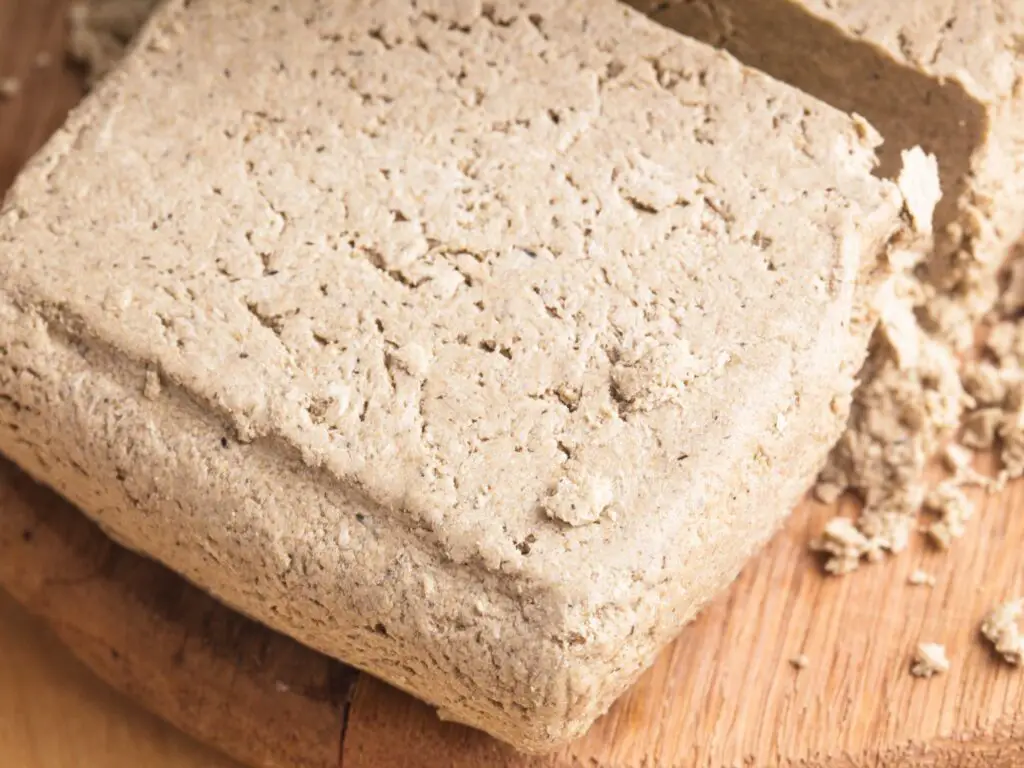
xmin=0 ymin=0 xmax=905 ymax=750
xmin=635 ymin=0 xmax=1024 ymax=310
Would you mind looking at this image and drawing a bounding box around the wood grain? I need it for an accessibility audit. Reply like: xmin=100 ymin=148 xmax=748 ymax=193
xmin=0 ymin=591 xmax=244 ymax=768
xmin=3 ymin=3 xmax=1024 ymax=768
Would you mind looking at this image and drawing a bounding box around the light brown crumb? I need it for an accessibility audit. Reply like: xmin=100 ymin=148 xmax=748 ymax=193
xmin=980 ymin=599 xmax=1024 ymax=666
xmin=809 ymin=517 xmax=877 ymax=575
xmin=812 ymin=480 xmax=844 ymax=505
xmin=908 ymin=569 xmax=937 ymax=587
xmin=922 ymin=482 xmax=974 ymax=550
xmin=985 ymin=321 xmax=1024 ymax=365
xmin=910 ymin=642 xmax=950 ymax=678
xmin=0 ymin=77 xmax=21 ymax=100
xmin=66 ymin=0 xmax=161 ymax=88
xmin=142 ymin=369 xmax=162 ymax=400
xmin=897 ymin=147 xmax=941 ymax=234
xmin=960 ymin=362 xmax=1006 ymax=407
xmin=940 ymin=442 xmax=974 ymax=473
xmin=789 ymin=654 xmax=809 ymax=670
xmin=960 ymin=407 xmax=1002 ymax=450
xmin=33 ymin=51 xmax=53 ymax=69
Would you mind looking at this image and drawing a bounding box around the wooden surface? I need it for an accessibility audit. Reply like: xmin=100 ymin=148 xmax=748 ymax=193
xmin=3 ymin=4 xmax=1024 ymax=768
xmin=0 ymin=592 xmax=244 ymax=768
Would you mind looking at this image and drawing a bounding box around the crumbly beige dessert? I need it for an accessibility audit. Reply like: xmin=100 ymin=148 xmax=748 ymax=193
xmin=632 ymin=0 xmax=1024 ymax=573
xmin=981 ymin=599 xmax=1024 ymax=666
xmin=0 ymin=0 xmax=917 ymax=750
xmin=911 ymin=642 xmax=950 ymax=678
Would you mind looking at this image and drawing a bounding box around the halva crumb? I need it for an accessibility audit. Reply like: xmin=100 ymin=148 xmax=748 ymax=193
xmin=910 ymin=642 xmax=950 ymax=678
xmin=67 ymin=0 xmax=161 ymax=87
xmin=907 ymin=569 xmax=936 ymax=587
xmin=980 ymin=599 xmax=1024 ymax=666
xmin=897 ymin=147 xmax=941 ymax=235
xmin=922 ymin=482 xmax=974 ymax=550
xmin=809 ymin=517 xmax=879 ymax=576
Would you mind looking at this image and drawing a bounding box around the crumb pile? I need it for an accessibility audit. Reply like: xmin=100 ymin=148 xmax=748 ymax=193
xmin=811 ymin=219 xmax=1024 ymax=575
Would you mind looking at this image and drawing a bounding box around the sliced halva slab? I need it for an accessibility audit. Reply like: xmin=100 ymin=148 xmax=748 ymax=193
xmin=0 ymin=0 xmax=916 ymax=750
xmin=634 ymin=0 xmax=1024 ymax=316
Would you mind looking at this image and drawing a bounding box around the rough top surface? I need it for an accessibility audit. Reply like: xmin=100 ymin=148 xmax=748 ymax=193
xmin=0 ymin=0 xmax=902 ymax=605
xmin=794 ymin=0 xmax=1023 ymax=101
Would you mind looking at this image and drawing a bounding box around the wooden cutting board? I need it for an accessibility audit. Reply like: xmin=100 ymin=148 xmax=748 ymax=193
xmin=3 ymin=4 xmax=1024 ymax=767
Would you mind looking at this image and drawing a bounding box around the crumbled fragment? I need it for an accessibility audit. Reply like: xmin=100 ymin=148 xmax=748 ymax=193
xmin=998 ymin=408 xmax=1024 ymax=480
xmin=986 ymin=321 xmax=1024 ymax=367
xmin=916 ymin=291 xmax=976 ymax=354
xmin=876 ymin=293 xmax=922 ymax=369
xmin=941 ymin=443 xmax=973 ymax=473
xmin=812 ymin=480 xmax=844 ymax=505
xmin=960 ymin=362 xmax=1006 ymax=407
xmin=0 ymin=77 xmax=21 ymax=100
xmin=33 ymin=51 xmax=53 ymax=69
xmin=897 ymin=148 xmax=941 ymax=234
xmin=856 ymin=510 xmax=912 ymax=556
xmin=941 ymin=442 xmax=996 ymax=492
xmin=143 ymin=369 xmax=161 ymax=400
xmin=1005 ymin=378 xmax=1024 ymax=411
xmin=1000 ymin=258 xmax=1024 ymax=316
xmin=907 ymin=569 xmax=936 ymax=587
xmin=923 ymin=482 xmax=974 ymax=549
xmin=911 ymin=642 xmax=950 ymax=678
xmin=810 ymin=517 xmax=878 ymax=575
xmin=610 ymin=341 xmax=701 ymax=413
xmin=542 ymin=461 xmax=615 ymax=527
xmin=980 ymin=600 xmax=1024 ymax=666
xmin=67 ymin=0 xmax=161 ymax=88
xmin=960 ymin=408 xmax=1002 ymax=450
xmin=789 ymin=654 xmax=809 ymax=670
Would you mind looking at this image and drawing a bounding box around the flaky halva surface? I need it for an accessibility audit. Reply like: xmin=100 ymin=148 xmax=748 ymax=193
xmin=0 ymin=0 xmax=913 ymax=750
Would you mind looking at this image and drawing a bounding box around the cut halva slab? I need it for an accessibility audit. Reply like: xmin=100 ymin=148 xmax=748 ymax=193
xmin=635 ymin=0 xmax=1024 ymax=315
xmin=0 ymin=0 xmax=914 ymax=751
